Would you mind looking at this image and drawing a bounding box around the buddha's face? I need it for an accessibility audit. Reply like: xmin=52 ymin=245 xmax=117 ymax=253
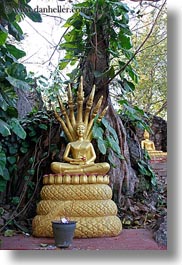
xmin=144 ymin=130 xmax=149 ymax=139
xmin=76 ymin=123 xmax=85 ymax=137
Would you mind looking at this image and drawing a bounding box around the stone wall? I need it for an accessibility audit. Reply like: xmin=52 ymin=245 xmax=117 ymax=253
xmin=150 ymin=155 xmax=167 ymax=184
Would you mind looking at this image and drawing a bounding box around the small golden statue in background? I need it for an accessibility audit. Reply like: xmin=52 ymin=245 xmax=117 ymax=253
xmin=141 ymin=130 xmax=167 ymax=157
xmin=141 ymin=130 xmax=156 ymax=151
xmin=51 ymin=77 xmax=110 ymax=175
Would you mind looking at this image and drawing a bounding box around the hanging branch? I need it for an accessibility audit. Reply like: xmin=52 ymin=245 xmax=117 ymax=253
xmin=107 ymin=0 xmax=166 ymax=85
xmin=21 ymin=48 xmax=42 ymax=63
xmin=43 ymin=27 xmax=70 ymax=65
xmin=25 ymin=20 xmax=54 ymax=47
xmin=154 ymin=101 xmax=167 ymax=116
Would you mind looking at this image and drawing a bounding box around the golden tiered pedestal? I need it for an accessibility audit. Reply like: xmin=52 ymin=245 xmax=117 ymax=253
xmin=32 ymin=174 xmax=122 ymax=238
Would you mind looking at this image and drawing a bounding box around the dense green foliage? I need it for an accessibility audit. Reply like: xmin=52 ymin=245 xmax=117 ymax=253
xmin=0 ymin=0 xmax=42 ymax=191
xmin=59 ymin=0 xmax=138 ymax=88
xmin=93 ymin=117 xmax=124 ymax=166
xmin=0 ymin=110 xmax=54 ymax=196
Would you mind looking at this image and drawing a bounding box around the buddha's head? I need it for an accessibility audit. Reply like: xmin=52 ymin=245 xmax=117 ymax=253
xmin=144 ymin=130 xmax=150 ymax=140
xmin=76 ymin=122 xmax=86 ymax=137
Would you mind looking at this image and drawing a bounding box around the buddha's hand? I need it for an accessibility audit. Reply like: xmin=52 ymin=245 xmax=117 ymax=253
xmin=70 ymin=158 xmax=85 ymax=165
xmin=81 ymin=156 xmax=86 ymax=162
xmin=81 ymin=156 xmax=92 ymax=165
xmin=81 ymin=157 xmax=95 ymax=165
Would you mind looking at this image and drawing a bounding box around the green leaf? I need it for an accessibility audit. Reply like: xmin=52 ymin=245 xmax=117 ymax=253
xmin=10 ymin=118 xmax=26 ymax=139
xmin=94 ymin=66 xmax=115 ymax=79
xmin=122 ymin=49 xmax=134 ymax=60
xmin=0 ymin=85 xmax=17 ymax=109
xmin=151 ymin=175 xmax=157 ymax=186
xmin=6 ymin=44 xmax=26 ymax=59
xmin=123 ymin=79 xmax=135 ymax=92
xmin=92 ymin=123 xmax=104 ymax=139
xmin=27 ymin=169 xmax=35 ymax=176
xmin=4 ymin=229 xmax=15 ymax=237
xmin=114 ymin=22 xmax=132 ymax=36
xmin=0 ymin=207 xmax=4 ymax=216
xmin=119 ymin=34 xmax=132 ymax=49
xmin=24 ymin=176 xmax=30 ymax=181
xmin=114 ymin=2 xmax=130 ymax=12
xmin=97 ymin=138 xmax=107 ymax=155
xmin=6 ymin=76 xmax=30 ymax=90
xmin=0 ymin=147 xmax=6 ymax=173
xmin=9 ymin=146 xmax=18 ymax=155
xmin=21 ymin=141 xmax=30 ymax=148
xmin=11 ymin=196 xmax=20 ymax=205
xmin=0 ymin=29 xmax=8 ymax=45
xmin=1 ymin=168 xmax=10 ymax=181
xmin=59 ymin=60 xmax=69 ymax=70
xmin=118 ymin=99 xmax=128 ymax=106
xmin=0 ymin=177 xmax=7 ymax=192
xmin=138 ymin=163 xmax=148 ymax=175
xmin=20 ymin=146 xmax=28 ymax=153
xmin=134 ymin=106 xmax=145 ymax=115
xmin=118 ymin=60 xmax=126 ymax=68
xmin=8 ymin=22 xmax=24 ymax=41
xmin=64 ymin=32 xmax=73 ymax=42
xmin=108 ymin=152 xmax=116 ymax=168
xmin=6 ymin=63 xmax=27 ymax=80
xmin=0 ymin=119 xmax=11 ymax=136
xmin=24 ymin=9 xmax=42 ymax=23
xmin=7 ymin=156 xmax=16 ymax=165
xmin=106 ymin=135 xmax=123 ymax=158
xmin=29 ymin=130 xmax=36 ymax=137
xmin=67 ymin=13 xmax=83 ymax=29
xmin=108 ymin=66 xmax=115 ymax=78
xmin=126 ymin=66 xmax=139 ymax=83
xmin=39 ymin=124 xmax=48 ymax=130
xmin=101 ymin=118 xmax=119 ymax=143
xmin=122 ymin=13 xmax=129 ymax=24
xmin=6 ymin=106 xmax=18 ymax=118
xmin=60 ymin=42 xmax=79 ymax=50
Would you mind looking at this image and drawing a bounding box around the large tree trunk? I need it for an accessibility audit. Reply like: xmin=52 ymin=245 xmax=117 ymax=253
xmin=80 ymin=15 xmax=138 ymax=203
xmin=15 ymin=82 xmax=44 ymax=118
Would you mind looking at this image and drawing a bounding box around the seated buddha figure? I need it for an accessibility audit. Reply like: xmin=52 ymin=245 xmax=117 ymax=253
xmin=51 ymin=122 xmax=110 ymax=175
xmin=141 ymin=130 xmax=156 ymax=151
xmin=51 ymin=76 xmax=110 ymax=176
xmin=141 ymin=130 xmax=163 ymax=155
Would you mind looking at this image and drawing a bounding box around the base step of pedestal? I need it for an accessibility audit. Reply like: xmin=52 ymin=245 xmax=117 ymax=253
xmin=32 ymin=215 xmax=122 ymax=238
xmin=32 ymin=175 xmax=122 ymax=238
xmin=36 ymin=199 xmax=117 ymax=216
xmin=41 ymin=184 xmax=112 ymax=200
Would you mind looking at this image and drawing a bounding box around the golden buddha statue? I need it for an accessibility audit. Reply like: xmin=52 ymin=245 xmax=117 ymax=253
xmin=51 ymin=122 xmax=110 ymax=175
xmin=141 ymin=130 xmax=156 ymax=152
xmin=51 ymin=76 xmax=110 ymax=175
xmin=141 ymin=130 xmax=166 ymax=157
xmin=32 ymin=76 xmax=122 ymax=238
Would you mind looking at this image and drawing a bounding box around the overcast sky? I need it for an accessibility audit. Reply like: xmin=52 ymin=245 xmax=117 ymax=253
xmin=19 ymin=0 xmax=74 ymax=77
